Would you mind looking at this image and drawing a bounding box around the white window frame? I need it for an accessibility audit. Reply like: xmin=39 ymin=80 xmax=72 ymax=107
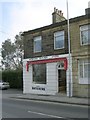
xmin=78 ymin=59 xmax=90 ymax=84
xmin=34 ymin=36 xmax=41 ymax=53
xmin=54 ymin=31 xmax=65 ymax=50
xmin=80 ymin=24 xmax=90 ymax=45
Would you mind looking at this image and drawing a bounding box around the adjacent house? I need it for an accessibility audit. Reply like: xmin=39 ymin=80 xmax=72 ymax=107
xmin=70 ymin=8 xmax=90 ymax=97
xmin=22 ymin=7 xmax=90 ymax=97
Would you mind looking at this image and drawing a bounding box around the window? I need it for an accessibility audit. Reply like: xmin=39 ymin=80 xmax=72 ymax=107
xmin=57 ymin=61 xmax=64 ymax=70
xmin=33 ymin=64 xmax=46 ymax=84
xmin=54 ymin=31 xmax=64 ymax=49
xmin=34 ymin=36 xmax=41 ymax=53
xmin=78 ymin=59 xmax=90 ymax=84
xmin=80 ymin=24 xmax=90 ymax=45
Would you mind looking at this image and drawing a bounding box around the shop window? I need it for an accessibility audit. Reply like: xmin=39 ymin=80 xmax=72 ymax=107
xmin=80 ymin=24 xmax=90 ymax=45
xmin=33 ymin=64 xmax=46 ymax=84
xmin=34 ymin=36 xmax=41 ymax=53
xmin=54 ymin=31 xmax=64 ymax=49
xmin=78 ymin=59 xmax=90 ymax=84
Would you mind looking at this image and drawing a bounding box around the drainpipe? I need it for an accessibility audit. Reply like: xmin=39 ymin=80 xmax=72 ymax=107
xmin=66 ymin=0 xmax=72 ymax=97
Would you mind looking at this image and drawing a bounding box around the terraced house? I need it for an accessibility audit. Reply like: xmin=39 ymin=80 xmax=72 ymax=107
xmin=71 ymin=8 xmax=90 ymax=97
xmin=23 ymin=7 xmax=90 ymax=97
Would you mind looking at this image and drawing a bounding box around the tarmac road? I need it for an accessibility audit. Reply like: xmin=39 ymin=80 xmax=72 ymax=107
xmin=2 ymin=89 xmax=89 ymax=119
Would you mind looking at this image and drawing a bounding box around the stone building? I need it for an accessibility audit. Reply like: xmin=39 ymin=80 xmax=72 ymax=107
xmin=22 ymin=7 xmax=90 ymax=97
xmin=70 ymin=8 xmax=90 ymax=97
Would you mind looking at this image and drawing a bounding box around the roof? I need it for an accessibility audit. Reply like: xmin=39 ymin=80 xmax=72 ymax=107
xmin=22 ymin=14 xmax=90 ymax=36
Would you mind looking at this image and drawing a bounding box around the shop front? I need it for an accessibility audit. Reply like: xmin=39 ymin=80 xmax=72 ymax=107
xmin=23 ymin=54 xmax=72 ymax=96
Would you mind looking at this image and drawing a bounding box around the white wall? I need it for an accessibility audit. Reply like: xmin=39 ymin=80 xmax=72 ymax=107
xmin=23 ymin=61 xmax=32 ymax=93
xmin=23 ymin=62 xmax=58 ymax=95
xmin=46 ymin=63 xmax=58 ymax=95
xmin=23 ymin=54 xmax=72 ymax=96
xmin=66 ymin=56 xmax=73 ymax=97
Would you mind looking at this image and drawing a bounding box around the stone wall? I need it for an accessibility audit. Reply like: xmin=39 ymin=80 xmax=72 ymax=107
xmin=70 ymin=19 xmax=90 ymax=97
xmin=23 ymin=15 xmax=90 ymax=97
xmin=24 ymin=25 xmax=68 ymax=59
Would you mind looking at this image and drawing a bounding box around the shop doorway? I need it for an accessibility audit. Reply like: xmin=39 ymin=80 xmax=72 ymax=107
xmin=58 ymin=69 xmax=66 ymax=93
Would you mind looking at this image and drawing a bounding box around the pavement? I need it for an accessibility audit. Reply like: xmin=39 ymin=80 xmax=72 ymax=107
xmin=8 ymin=91 xmax=90 ymax=106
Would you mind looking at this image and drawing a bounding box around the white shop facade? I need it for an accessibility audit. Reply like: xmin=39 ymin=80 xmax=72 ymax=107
xmin=23 ymin=54 xmax=72 ymax=96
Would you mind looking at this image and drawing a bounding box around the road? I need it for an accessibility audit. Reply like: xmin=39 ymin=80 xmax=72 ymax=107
xmin=2 ymin=89 xmax=89 ymax=119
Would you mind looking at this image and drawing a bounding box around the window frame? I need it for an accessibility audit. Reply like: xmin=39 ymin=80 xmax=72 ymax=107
xmin=34 ymin=36 xmax=42 ymax=53
xmin=32 ymin=64 xmax=46 ymax=84
xmin=80 ymin=24 xmax=90 ymax=45
xmin=54 ymin=31 xmax=65 ymax=50
xmin=78 ymin=59 xmax=90 ymax=84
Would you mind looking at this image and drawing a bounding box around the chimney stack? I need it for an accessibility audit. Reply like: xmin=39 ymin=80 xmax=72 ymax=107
xmin=85 ymin=8 xmax=90 ymax=15
xmin=52 ymin=7 xmax=66 ymax=24
xmin=85 ymin=2 xmax=90 ymax=15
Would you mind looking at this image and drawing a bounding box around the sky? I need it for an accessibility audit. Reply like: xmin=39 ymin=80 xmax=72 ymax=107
xmin=0 ymin=0 xmax=89 ymax=47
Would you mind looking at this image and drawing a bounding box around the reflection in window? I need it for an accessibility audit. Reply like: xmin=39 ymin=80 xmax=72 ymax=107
xmin=54 ymin=31 xmax=64 ymax=49
xmin=79 ymin=64 xmax=83 ymax=78
xmin=80 ymin=25 xmax=90 ymax=45
xmin=79 ymin=59 xmax=90 ymax=79
xmin=34 ymin=36 xmax=41 ymax=52
xmin=33 ymin=64 xmax=46 ymax=84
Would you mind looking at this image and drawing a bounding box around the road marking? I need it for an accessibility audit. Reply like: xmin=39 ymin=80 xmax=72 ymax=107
xmin=28 ymin=110 xmax=63 ymax=118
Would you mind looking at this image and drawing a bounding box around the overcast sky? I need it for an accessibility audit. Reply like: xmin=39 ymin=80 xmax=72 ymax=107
xmin=0 ymin=0 xmax=89 ymax=47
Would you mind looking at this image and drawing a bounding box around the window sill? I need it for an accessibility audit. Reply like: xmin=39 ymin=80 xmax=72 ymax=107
xmin=54 ymin=47 xmax=65 ymax=50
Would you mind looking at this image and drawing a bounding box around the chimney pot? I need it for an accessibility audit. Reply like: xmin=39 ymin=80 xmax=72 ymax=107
xmin=56 ymin=9 xmax=58 ymax=13
xmin=52 ymin=7 xmax=66 ymax=23
xmin=60 ymin=10 xmax=62 ymax=15
xmin=58 ymin=10 xmax=60 ymax=14
xmin=54 ymin=7 xmax=56 ymax=12
xmin=58 ymin=10 xmax=60 ymax=15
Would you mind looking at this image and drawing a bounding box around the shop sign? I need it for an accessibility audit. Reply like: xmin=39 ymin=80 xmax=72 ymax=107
xmin=26 ymin=56 xmax=68 ymax=71
xmin=32 ymin=86 xmax=45 ymax=91
xmin=28 ymin=55 xmax=62 ymax=61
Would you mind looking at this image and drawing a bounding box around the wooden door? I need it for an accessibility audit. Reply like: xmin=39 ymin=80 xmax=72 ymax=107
xmin=58 ymin=70 xmax=66 ymax=93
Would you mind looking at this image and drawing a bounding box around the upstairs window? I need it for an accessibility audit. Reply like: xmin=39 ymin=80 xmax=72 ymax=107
xmin=80 ymin=24 xmax=90 ymax=45
xmin=54 ymin=31 xmax=64 ymax=49
xmin=34 ymin=36 xmax=41 ymax=53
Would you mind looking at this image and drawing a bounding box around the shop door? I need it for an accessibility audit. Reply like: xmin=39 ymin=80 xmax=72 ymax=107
xmin=58 ymin=69 xmax=66 ymax=93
